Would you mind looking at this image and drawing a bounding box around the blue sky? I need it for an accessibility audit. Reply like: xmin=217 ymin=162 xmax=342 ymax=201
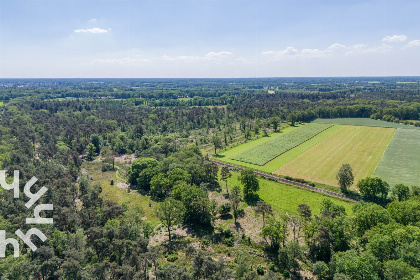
xmin=1 ymin=0 xmax=419 ymax=78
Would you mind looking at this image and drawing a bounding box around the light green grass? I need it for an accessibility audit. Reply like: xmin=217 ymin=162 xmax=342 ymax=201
xmin=277 ymin=125 xmax=395 ymax=189
xmin=226 ymin=171 xmax=355 ymax=216
xmin=217 ymin=125 xmax=341 ymax=173
xmin=262 ymin=125 xmax=342 ymax=172
xmin=232 ymin=123 xmax=332 ymax=165
xmin=374 ymin=129 xmax=420 ymax=187
xmin=82 ymin=161 xmax=160 ymax=226
xmin=313 ymin=118 xmax=420 ymax=130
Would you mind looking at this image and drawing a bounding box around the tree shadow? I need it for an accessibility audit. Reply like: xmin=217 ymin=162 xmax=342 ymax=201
xmin=220 ymin=213 xmax=233 ymax=220
xmin=244 ymin=193 xmax=260 ymax=206
xmin=213 ymin=154 xmax=225 ymax=158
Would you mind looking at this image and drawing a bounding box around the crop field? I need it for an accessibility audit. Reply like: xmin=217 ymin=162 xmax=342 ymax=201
xmin=313 ymin=118 xmax=420 ymax=130
xmin=275 ymin=125 xmax=395 ymax=188
xmin=232 ymin=123 xmax=332 ymax=165
xmin=374 ymin=129 xmax=420 ymax=187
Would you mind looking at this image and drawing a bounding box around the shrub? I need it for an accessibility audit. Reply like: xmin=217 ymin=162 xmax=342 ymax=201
xmin=218 ymin=202 xmax=231 ymax=215
xmin=257 ymin=266 xmax=265 ymax=275
xmin=167 ymin=254 xmax=178 ymax=262
xmin=102 ymin=164 xmax=114 ymax=172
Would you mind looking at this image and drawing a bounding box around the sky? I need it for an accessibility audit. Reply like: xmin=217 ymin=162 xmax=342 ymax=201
xmin=0 ymin=0 xmax=420 ymax=78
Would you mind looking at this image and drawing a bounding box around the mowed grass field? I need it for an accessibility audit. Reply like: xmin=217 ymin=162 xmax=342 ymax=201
xmin=232 ymin=123 xmax=332 ymax=165
xmin=226 ymin=171 xmax=355 ymax=216
xmin=275 ymin=125 xmax=395 ymax=189
xmin=218 ymin=124 xmax=339 ymax=172
xmin=374 ymin=129 xmax=420 ymax=187
xmin=313 ymin=118 xmax=420 ymax=130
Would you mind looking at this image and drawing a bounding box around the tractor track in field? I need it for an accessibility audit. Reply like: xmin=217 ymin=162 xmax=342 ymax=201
xmin=209 ymin=159 xmax=359 ymax=202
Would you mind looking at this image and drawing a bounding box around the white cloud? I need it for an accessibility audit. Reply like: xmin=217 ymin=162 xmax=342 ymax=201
xmin=403 ymin=40 xmax=420 ymax=49
xmin=382 ymin=35 xmax=407 ymax=43
xmin=205 ymin=51 xmax=232 ymax=58
xmin=345 ymin=43 xmax=392 ymax=55
xmin=89 ymin=18 xmax=97 ymax=23
xmin=162 ymin=51 xmax=233 ymax=63
xmin=95 ymin=56 xmax=150 ymax=64
xmin=327 ymin=43 xmax=346 ymax=50
xmin=74 ymin=27 xmax=110 ymax=34
xmin=263 ymin=46 xmax=328 ymax=60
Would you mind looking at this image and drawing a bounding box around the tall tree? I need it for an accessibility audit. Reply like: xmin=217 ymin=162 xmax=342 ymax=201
xmin=230 ymin=185 xmax=242 ymax=224
xmin=336 ymin=163 xmax=354 ymax=193
xmin=155 ymin=198 xmax=185 ymax=244
xmin=254 ymin=200 xmax=273 ymax=225
xmin=85 ymin=143 xmax=96 ymax=160
xmin=211 ymin=135 xmax=223 ymax=155
xmin=239 ymin=169 xmax=259 ymax=198
xmin=220 ymin=166 xmax=232 ymax=195
xmin=270 ymin=117 xmax=281 ymax=132
xmin=357 ymin=177 xmax=390 ymax=200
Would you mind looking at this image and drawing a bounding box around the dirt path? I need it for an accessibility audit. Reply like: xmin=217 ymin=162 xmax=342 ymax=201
xmin=209 ymin=159 xmax=359 ymax=202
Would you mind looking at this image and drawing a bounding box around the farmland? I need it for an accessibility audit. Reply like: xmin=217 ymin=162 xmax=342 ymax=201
xmin=275 ymin=125 xmax=395 ymax=188
xmin=313 ymin=117 xmax=420 ymax=129
xmin=374 ymin=129 xmax=420 ymax=187
xmin=232 ymin=123 xmax=332 ymax=165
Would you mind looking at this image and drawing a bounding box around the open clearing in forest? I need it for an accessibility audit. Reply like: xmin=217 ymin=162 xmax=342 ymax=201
xmin=275 ymin=125 xmax=395 ymax=189
xmin=374 ymin=129 xmax=420 ymax=187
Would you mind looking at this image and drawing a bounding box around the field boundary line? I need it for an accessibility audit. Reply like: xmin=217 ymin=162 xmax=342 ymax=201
xmin=210 ymin=159 xmax=359 ymax=202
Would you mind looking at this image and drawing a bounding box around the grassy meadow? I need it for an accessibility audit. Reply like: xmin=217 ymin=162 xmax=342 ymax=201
xmin=275 ymin=125 xmax=395 ymax=189
xmin=313 ymin=118 xmax=420 ymax=129
xmin=232 ymin=123 xmax=332 ymax=165
xmin=226 ymin=171 xmax=355 ymax=216
xmin=374 ymin=129 xmax=420 ymax=187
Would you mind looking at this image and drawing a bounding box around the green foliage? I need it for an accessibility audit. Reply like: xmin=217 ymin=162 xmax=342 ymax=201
xmin=383 ymin=259 xmax=418 ymax=280
xmin=386 ymin=199 xmax=420 ymax=226
xmin=260 ymin=216 xmax=289 ymax=251
xmin=357 ymin=177 xmax=390 ymax=200
xmin=239 ymin=168 xmax=259 ymax=198
xmin=85 ymin=142 xmax=96 ymax=160
xmin=232 ymin=123 xmax=332 ymax=165
xmin=332 ymin=250 xmax=381 ymax=280
xmin=353 ymin=202 xmax=392 ymax=236
xmin=313 ymin=261 xmax=329 ymax=280
xmin=128 ymin=157 xmax=159 ymax=189
xmin=171 ymin=184 xmax=212 ymax=227
xmin=390 ymin=184 xmax=410 ymax=201
xmin=336 ymin=163 xmax=354 ymax=193
xmin=155 ymin=198 xmax=185 ymax=243
xmin=229 ymin=185 xmax=242 ymax=223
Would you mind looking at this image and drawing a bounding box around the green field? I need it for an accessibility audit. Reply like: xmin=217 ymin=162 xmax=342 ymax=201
xmin=374 ymin=129 xmax=420 ymax=187
xmin=226 ymin=171 xmax=355 ymax=215
xmin=276 ymin=125 xmax=395 ymax=188
xmin=217 ymin=125 xmax=341 ymax=172
xmin=232 ymin=123 xmax=332 ymax=165
xmin=313 ymin=118 xmax=420 ymax=130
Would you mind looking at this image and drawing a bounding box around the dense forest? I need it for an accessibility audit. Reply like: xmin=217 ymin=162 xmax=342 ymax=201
xmin=0 ymin=78 xmax=419 ymax=279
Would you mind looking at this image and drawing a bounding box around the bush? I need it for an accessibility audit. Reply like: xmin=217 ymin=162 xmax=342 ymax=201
xmin=218 ymin=202 xmax=231 ymax=215
xmin=224 ymin=237 xmax=234 ymax=247
xmin=257 ymin=266 xmax=265 ymax=275
xmin=167 ymin=254 xmax=178 ymax=262
xmin=102 ymin=164 xmax=114 ymax=172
